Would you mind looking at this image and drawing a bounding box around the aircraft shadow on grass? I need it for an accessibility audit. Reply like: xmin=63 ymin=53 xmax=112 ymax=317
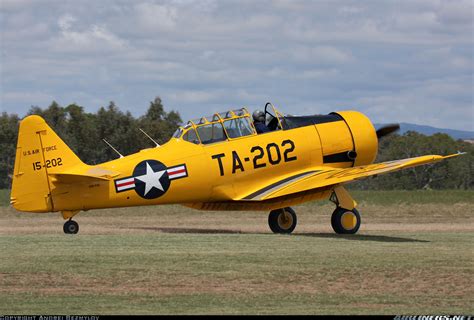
xmin=295 ymin=233 xmax=430 ymax=243
xmin=129 ymin=227 xmax=244 ymax=234
xmin=128 ymin=227 xmax=429 ymax=243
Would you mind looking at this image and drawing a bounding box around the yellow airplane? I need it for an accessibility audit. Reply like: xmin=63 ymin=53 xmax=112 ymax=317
xmin=10 ymin=103 xmax=462 ymax=234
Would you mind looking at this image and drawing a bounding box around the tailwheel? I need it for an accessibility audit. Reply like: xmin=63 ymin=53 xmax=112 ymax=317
xmin=268 ymin=207 xmax=297 ymax=234
xmin=331 ymin=207 xmax=361 ymax=234
xmin=63 ymin=220 xmax=79 ymax=234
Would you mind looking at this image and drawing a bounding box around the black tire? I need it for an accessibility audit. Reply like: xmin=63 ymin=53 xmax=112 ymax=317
xmin=331 ymin=207 xmax=361 ymax=234
xmin=268 ymin=207 xmax=297 ymax=234
xmin=63 ymin=220 xmax=79 ymax=234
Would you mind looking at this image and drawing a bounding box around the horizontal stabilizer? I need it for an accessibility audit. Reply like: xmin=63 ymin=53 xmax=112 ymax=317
xmin=49 ymin=167 xmax=119 ymax=183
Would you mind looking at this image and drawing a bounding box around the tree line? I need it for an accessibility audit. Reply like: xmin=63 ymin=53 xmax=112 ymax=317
xmin=0 ymin=97 xmax=181 ymax=189
xmin=0 ymin=98 xmax=472 ymax=190
xmin=353 ymin=132 xmax=473 ymax=190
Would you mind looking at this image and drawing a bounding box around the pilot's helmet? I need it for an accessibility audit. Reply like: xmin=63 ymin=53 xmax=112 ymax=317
xmin=252 ymin=110 xmax=265 ymax=122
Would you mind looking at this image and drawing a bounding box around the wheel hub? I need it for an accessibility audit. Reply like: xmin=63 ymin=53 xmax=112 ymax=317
xmin=278 ymin=211 xmax=293 ymax=229
xmin=341 ymin=211 xmax=357 ymax=230
xmin=64 ymin=220 xmax=79 ymax=234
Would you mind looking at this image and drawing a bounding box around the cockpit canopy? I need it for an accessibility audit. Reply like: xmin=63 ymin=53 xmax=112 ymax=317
xmin=172 ymin=102 xmax=345 ymax=145
xmin=172 ymin=108 xmax=256 ymax=145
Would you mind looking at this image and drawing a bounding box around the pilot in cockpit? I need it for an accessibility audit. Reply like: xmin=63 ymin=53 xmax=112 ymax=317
xmin=252 ymin=110 xmax=270 ymax=134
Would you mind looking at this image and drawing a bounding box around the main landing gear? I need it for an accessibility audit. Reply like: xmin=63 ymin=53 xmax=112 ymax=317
xmin=267 ymin=186 xmax=361 ymax=235
xmin=63 ymin=219 xmax=79 ymax=234
xmin=329 ymin=186 xmax=361 ymax=234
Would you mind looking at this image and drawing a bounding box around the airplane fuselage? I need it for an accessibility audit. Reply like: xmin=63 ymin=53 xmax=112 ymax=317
xmin=48 ymin=111 xmax=377 ymax=212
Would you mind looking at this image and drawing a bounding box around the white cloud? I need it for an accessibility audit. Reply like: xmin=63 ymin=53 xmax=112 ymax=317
xmin=53 ymin=14 xmax=126 ymax=52
xmin=58 ymin=14 xmax=75 ymax=31
xmin=290 ymin=46 xmax=353 ymax=64
xmin=169 ymin=90 xmax=218 ymax=103
xmin=1 ymin=0 xmax=36 ymax=11
xmin=392 ymin=12 xmax=438 ymax=31
xmin=338 ymin=5 xmax=363 ymax=15
xmin=134 ymin=3 xmax=178 ymax=31
xmin=0 ymin=0 xmax=472 ymax=130
xmin=436 ymin=0 xmax=473 ymax=25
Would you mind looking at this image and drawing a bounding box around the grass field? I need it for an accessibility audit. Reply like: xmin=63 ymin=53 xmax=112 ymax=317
xmin=0 ymin=190 xmax=473 ymax=314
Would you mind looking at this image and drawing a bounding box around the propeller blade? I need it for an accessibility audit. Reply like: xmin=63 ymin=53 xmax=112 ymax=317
xmin=376 ymin=124 xmax=400 ymax=139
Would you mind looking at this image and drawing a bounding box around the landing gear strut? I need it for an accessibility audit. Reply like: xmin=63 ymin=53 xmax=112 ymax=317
xmin=63 ymin=219 xmax=79 ymax=234
xmin=268 ymin=207 xmax=297 ymax=234
xmin=330 ymin=186 xmax=361 ymax=234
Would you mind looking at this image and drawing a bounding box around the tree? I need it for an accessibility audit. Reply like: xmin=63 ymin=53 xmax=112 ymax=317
xmin=95 ymin=101 xmax=140 ymax=162
xmin=28 ymin=101 xmax=69 ymax=138
xmin=139 ymin=97 xmax=182 ymax=146
xmin=0 ymin=113 xmax=20 ymax=188
xmin=64 ymin=103 xmax=101 ymax=165
xmin=145 ymin=97 xmax=165 ymax=121
xmin=353 ymin=132 xmax=473 ymax=190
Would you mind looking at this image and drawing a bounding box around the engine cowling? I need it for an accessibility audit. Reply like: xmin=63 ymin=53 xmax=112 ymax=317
xmin=334 ymin=111 xmax=378 ymax=166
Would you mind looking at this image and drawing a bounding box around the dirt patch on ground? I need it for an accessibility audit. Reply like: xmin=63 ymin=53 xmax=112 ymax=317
xmin=1 ymin=203 xmax=473 ymax=235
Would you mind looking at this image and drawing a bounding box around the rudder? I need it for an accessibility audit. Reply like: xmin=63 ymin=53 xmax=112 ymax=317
xmin=10 ymin=115 xmax=85 ymax=212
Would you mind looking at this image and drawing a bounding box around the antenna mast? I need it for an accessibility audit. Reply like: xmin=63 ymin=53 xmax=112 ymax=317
xmin=102 ymin=139 xmax=124 ymax=158
xmin=139 ymin=128 xmax=161 ymax=147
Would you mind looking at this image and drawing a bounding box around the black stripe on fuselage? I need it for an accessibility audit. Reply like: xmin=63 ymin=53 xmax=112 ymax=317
xmin=242 ymin=170 xmax=320 ymax=200
xmin=282 ymin=114 xmax=344 ymax=130
xmin=323 ymin=151 xmax=354 ymax=163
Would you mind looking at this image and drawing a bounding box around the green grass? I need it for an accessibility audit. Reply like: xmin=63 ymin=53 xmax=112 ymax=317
xmin=0 ymin=232 xmax=472 ymax=314
xmin=0 ymin=189 xmax=9 ymax=206
xmin=0 ymin=189 xmax=473 ymax=314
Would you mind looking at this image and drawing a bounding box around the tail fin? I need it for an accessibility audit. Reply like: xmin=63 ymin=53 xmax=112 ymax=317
xmin=10 ymin=115 xmax=85 ymax=212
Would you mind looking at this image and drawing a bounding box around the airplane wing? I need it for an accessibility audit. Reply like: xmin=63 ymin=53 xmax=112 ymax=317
xmin=240 ymin=153 xmax=462 ymax=201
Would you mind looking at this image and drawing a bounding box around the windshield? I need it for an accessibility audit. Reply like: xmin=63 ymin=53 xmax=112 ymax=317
xmin=182 ymin=128 xmax=200 ymax=144
xmin=172 ymin=128 xmax=183 ymax=138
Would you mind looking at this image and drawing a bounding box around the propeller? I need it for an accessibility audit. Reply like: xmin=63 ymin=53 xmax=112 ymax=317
xmin=376 ymin=123 xmax=400 ymax=139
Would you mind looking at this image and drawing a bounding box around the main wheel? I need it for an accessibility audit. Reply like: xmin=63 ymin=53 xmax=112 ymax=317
xmin=63 ymin=220 xmax=79 ymax=234
xmin=331 ymin=207 xmax=361 ymax=234
xmin=268 ymin=207 xmax=297 ymax=234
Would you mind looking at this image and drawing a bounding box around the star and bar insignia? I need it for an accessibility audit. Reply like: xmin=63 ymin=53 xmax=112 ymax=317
xmin=114 ymin=160 xmax=188 ymax=199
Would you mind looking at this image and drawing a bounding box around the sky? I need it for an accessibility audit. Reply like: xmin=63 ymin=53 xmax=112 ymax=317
xmin=1 ymin=0 xmax=473 ymax=131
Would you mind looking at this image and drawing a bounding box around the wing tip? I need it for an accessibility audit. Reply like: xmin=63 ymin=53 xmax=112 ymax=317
xmin=443 ymin=151 xmax=466 ymax=159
